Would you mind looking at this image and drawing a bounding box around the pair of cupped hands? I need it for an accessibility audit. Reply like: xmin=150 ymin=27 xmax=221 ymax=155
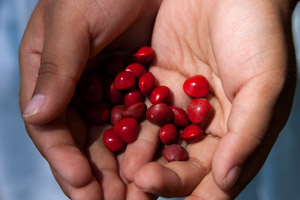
xmin=19 ymin=0 xmax=296 ymax=199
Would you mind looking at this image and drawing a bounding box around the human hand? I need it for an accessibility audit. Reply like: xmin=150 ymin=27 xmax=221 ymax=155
xmin=19 ymin=0 xmax=162 ymax=199
xmin=131 ymin=0 xmax=297 ymax=199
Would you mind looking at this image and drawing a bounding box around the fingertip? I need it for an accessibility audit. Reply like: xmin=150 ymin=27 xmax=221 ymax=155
xmin=134 ymin=162 xmax=164 ymax=193
xmin=222 ymin=166 xmax=241 ymax=190
xmin=212 ymin=133 xmax=247 ymax=191
xmin=22 ymin=94 xmax=47 ymax=122
xmin=134 ymin=162 xmax=182 ymax=197
xmin=47 ymin=145 xmax=93 ymax=188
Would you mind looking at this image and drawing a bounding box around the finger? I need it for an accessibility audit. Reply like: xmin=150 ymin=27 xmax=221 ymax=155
xmin=134 ymin=135 xmax=218 ymax=197
xmin=51 ymin=168 xmax=103 ymax=200
xmin=86 ymin=125 xmax=126 ymax=200
xmin=19 ymin=0 xmax=44 ymax=112
xmin=67 ymin=107 xmax=87 ymax=150
xmin=126 ymin=182 xmax=157 ymax=200
xmin=26 ymin=119 xmax=96 ymax=189
xmin=121 ymin=120 xmax=161 ymax=182
xmin=185 ymin=173 xmax=231 ymax=200
xmin=212 ymin=72 xmax=292 ymax=191
xmin=21 ymin=1 xmax=92 ymax=125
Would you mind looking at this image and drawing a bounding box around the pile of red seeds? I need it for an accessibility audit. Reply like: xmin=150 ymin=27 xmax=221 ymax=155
xmin=75 ymin=46 xmax=210 ymax=162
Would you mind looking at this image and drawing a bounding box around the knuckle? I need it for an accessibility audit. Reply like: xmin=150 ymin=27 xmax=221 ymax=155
xmin=38 ymin=60 xmax=78 ymax=87
xmin=39 ymin=61 xmax=61 ymax=77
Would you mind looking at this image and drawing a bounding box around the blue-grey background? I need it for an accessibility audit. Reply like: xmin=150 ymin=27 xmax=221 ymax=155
xmin=0 ymin=1 xmax=299 ymax=200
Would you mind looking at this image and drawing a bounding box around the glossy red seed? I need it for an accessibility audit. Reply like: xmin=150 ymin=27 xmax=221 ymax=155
xmin=132 ymin=46 xmax=155 ymax=63
xmin=170 ymin=106 xmax=190 ymax=128
xmin=103 ymin=79 xmax=123 ymax=104
xmin=159 ymin=124 xmax=178 ymax=145
xmin=181 ymin=124 xmax=204 ymax=143
xmin=150 ymin=86 xmax=170 ymax=104
xmin=103 ymin=128 xmax=126 ymax=151
xmin=113 ymin=71 xmax=136 ymax=90
xmin=79 ymin=75 xmax=103 ymax=103
xmin=183 ymin=75 xmax=210 ymax=98
xmin=122 ymin=102 xmax=147 ymax=122
xmin=163 ymin=144 xmax=188 ymax=162
xmin=187 ymin=98 xmax=210 ymax=124
xmin=124 ymin=86 xmax=144 ymax=107
xmin=113 ymin=118 xmax=139 ymax=143
xmin=146 ymin=103 xmax=173 ymax=126
xmin=104 ymin=55 xmax=125 ymax=76
xmin=125 ymin=63 xmax=146 ymax=78
xmin=111 ymin=105 xmax=126 ymax=125
xmin=84 ymin=103 xmax=110 ymax=125
xmin=138 ymin=72 xmax=155 ymax=96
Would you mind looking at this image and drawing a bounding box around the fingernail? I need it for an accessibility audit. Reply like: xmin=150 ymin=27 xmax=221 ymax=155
xmin=23 ymin=94 xmax=47 ymax=118
xmin=223 ymin=166 xmax=241 ymax=190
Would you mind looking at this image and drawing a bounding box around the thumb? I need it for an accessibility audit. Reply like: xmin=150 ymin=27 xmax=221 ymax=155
xmin=212 ymin=73 xmax=293 ymax=191
xmin=22 ymin=3 xmax=94 ymax=125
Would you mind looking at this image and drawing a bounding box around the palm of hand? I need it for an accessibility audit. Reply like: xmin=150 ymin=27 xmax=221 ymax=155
xmin=130 ymin=0 xmax=290 ymax=199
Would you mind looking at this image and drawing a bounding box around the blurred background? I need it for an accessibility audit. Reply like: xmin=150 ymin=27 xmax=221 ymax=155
xmin=0 ymin=1 xmax=299 ymax=200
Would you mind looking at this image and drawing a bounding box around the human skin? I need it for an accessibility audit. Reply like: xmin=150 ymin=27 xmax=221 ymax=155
xmin=19 ymin=0 xmax=297 ymax=199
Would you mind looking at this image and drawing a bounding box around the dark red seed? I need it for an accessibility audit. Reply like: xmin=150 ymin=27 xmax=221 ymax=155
xmin=124 ymin=86 xmax=144 ymax=107
xmin=181 ymin=124 xmax=204 ymax=143
xmin=111 ymin=105 xmax=126 ymax=125
xmin=125 ymin=63 xmax=146 ymax=78
xmin=183 ymin=75 xmax=210 ymax=98
xmin=150 ymin=86 xmax=170 ymax=104
xmin=159 ymin=124 xmax=178 ymax=145
xmin=146 ymin=103 xmax=173 ymax=126
xmin=113 ymin=71 xmax=136 ymax=90
xmin=138 ymin=72 xmax=155 ymax=96
xmin=103 ymin=128 xmax=126 ymax=152
xmin=187 ymin=98 xmax=210 ymax=124
xmin=132 ymin=46 xmax=155 ymax=63
xmin=79 ymin=75 xmax=103 ymax=103
xmin=104 ymin=55 xmax=125 ymax=76
xmin=122 ymin=102 xmax=147 ymax=122
xmin=103 ymin=79 xmax=123 ymax=104
xmin=113 ymin=118 xmax=139 ymax=143
xmin=84 ymin=103 xmax=110 ymax=125
xmin=163 ymin=144 xmax=188 ymax=162
xmin=170 ymin=106 xmax=190 ymax=128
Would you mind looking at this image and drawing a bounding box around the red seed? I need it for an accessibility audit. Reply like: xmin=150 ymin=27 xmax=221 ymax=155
xmin=103 ymin=79 xmax=123 ymax=104
xmin=124 ymin=86 xmax=145 ymax=107
xmin=104 ymin=55 xmax=125 ymax=76
xmin=125 ymin=63 xmax=146 ymax=78
xmin=113 ymin=118 xmax=139 ymax=143
xmin=146 ymin=103 xmax=173 ymax=126
xmin=138 ymin=72 xmax=155 ymax=96
xmin=113 ymin=71 xmax=136 ymax=90
xmin=79 ymin=75 xmax=103 ymax=103
xmin=111 ymin=105 xmax=126 ymax=125
xmin=187 ymin=98 xmax=210 ymax=124
xmin=163 ymin=144 xmax=188 ymax=162
xmin=181 ymin=124 xmax=204 ymax=143
xmin=183 ymin=75 xmax=210 ymax=98
xmin=122 ymin=102 xmax=147 ymax=122
xmin=159 ymin=124 xmax=178 ymax=145
xmin=84 ymin=103 xmax=110 ymax=125
xmin=132 ymin=46 xmax=155 ymax=63
xmin=150 ymin=86 xmax=170 ymax=104
xmin=170 ymin=106 xmax=190 ymax=128
xmin=103 ymin=128 xmax=126 ymax=152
